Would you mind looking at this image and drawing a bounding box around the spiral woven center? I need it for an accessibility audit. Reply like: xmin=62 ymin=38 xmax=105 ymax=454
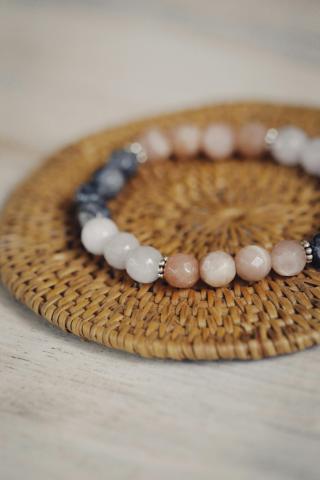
xmin=112 ymin=159 xmax=320 ymax=258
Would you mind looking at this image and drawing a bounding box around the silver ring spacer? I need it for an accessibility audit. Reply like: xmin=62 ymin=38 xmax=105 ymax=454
xmin=126 ymin=142 xmax=148 ymax=164
xmin=264 ymin=128 xmax=278 ymax=149
xmin=301 ymin=240 xmax=313 ymax=263
xmin=158 ymin=256 xmax=168 ymax=279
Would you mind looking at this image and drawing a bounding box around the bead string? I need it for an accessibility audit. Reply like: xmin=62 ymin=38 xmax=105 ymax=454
xmin=75 ymin=122 xmax=320 ymax=289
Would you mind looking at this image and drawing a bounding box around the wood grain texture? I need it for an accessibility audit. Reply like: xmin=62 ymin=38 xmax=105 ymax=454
xmin=1 ymin=1 xmax=320 ymax=479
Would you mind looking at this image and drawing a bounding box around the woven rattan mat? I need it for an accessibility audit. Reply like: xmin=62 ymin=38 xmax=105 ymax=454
xmin=1 ymin=102 xmax=320 ymax=360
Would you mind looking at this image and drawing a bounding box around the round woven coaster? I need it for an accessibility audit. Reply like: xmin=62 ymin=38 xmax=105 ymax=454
xmin=1 ymin=102 xmax=320 ymax=360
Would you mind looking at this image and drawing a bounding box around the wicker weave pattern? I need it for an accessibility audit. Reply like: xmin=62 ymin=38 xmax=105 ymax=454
xmin=1 ymin=102 xmax=320 ymax=360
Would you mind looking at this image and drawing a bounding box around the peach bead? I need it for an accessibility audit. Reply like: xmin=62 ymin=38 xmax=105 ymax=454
xmin=237 ymin=122 xmax=268 ymax=157
xmin=171 ymin=124 xmax=201 ymax=158
xmin=139 ymin=128 xmax=172 ymax=161
xmin=200 ymin=251 xmax=236 ymax=287
xmin=271 ymin=240 xmax=306 ymax=276
xmin=202 ymin=123 xmax=235 ymax=160
xmin=235 ymin=245 xmax=271 ymax=282
xmin=164 ymin=253 xmax=199 ymax=288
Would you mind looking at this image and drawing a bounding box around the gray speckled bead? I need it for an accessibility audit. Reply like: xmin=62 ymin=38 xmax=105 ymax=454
xmin=75 ymin=182 xmax=101 ymax=204
xmin=77 ymin=202 xmax=111 ymax=227
xmin=109 ymin=149 xmax=138 ymax=178
xmin=93 ymin=166 xmax=125 ymax=199
xmin=310 ymin=234 xmax=320 ymax=269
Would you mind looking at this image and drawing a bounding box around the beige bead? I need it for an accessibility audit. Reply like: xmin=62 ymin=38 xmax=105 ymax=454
xmin=237 ymin=122 xmax=268 ymax=157
xmin=200 ymin=251 xmax=236 ymax=287
xmin=139 ymin=128 xmax=172 ymax=161
xmin=235 ymin=245 xmax=271 ymax=282
xmin=164 ymin=253 xmax=199 ymax=288
xmin=271 ymin=240 xmax=306 ymax=276
xmin=202 ymin=123 xmax=235 ymax=160
xmin=171 ymin=124 xmax=201 ymax=158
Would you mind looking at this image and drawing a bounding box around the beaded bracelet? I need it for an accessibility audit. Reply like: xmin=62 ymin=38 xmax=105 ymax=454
xmin=75 ymin=122 xmax=320 ymax=289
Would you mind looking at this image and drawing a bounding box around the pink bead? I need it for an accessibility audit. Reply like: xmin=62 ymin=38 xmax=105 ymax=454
xmin=200 ymin=251 xmax=236 ymax=287
xmin=235 ymin=245 xmax=271 ymax=282
xmin=237 ymin=122 xmax=268 ymax=157
xmin=271 ymin=240 xmax=306 ymax=276
xmin=202 ymin=123 xmax=235 ymax=160
xmin=164 ymin=253 xmax=199 ymax=288
xmin=139 ymin=128 xmax=172 ymax=161
xmin=171 ymin=124 xmax=201 ymax=158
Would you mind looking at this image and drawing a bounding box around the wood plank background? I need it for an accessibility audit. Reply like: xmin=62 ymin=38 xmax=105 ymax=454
xmin=1 ymin=1 xmax=320 ymax=479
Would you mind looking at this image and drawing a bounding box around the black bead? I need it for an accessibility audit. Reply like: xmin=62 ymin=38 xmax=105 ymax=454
xmin=108 ymin=149 xmax=138 ymax=178
xmin=77 ymin=202 xmax=111 ymax=226
xmin=75 ymin=182 xmax=102 ymax=205
xmin=310 ymin=233 xmax=320 ymax=269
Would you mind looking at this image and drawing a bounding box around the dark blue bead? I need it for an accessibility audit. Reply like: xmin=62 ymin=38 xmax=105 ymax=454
xmin=92 ymin=165 xmax=125 ymax=199
xmin=75 ymin=182 xmax=102 ymax=205
xmin=108 ymin=149 xmax=138 ymax=178
xmin=310 ymin=233 xmax=320 ymax=269
xmin=77 ymin=202 xmax=111 ymax=226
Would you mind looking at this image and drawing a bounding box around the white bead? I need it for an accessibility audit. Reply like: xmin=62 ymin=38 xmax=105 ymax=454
xmin=270 ymin=126 xmax=307 ymax=166
xmin=126 ymin=246 xmax=162 ymax=283
xmin=81 ymin=217 xmax=118 ymax=255
xmin=104 ymin=232 xmax=139 ymax=269
xmin=300 ymin=138 xmax=320 ymax=176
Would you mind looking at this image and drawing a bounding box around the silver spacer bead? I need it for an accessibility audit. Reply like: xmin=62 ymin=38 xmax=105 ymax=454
xmin=264 ymin=128 xmax=278 ymax=149
xmin=301 ymin=240 xmax=313 ymax=263
xmin=158 ymin=256 xmax=168 ymax=279
xmin=126 ymin=142 xmax=148 ymax=164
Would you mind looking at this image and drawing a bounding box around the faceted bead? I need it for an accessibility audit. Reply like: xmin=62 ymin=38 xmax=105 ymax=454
xmin=108 ymin=149 xmax=138 ymax=178
xmin=81 ymin=217 xmax=118 ymax=255
xmin=171 ymin=124 xmax=201 ymax=158
xmin=235 ymin=245 xmax=271 ymax=282
xmin=77 ymin=202 xmax=110 ymax=227
xmin=139 ymin=128 xmax=172 ymax=161
xmin=126 ymin=246 xmax=162 ymax=283
xmin=270 ymin=126 xmax=307 ymax=166
xmin=310 ymin=233 xmax=320 ymax=269
xmin=202 ymin=123 xmax=235 ymax=160
xmin=237 ymin=122 xmax=268 ymax=157
xmin=300 ymin=138 xmax=320 ymax=176
xmin=104 ymin=232 xmax=139 ymax=269
xmin=200 ymin=251 xmax=236 ymax=287
xmin=164 ymin=253 xmax=199 ymax=288
xmin=75 ymin=182 xmax=101 ymax=205
xmin=93 ymin=166 xmax=125 ymax=199
xmin=271 ymin=240 xmax=306 ymax=276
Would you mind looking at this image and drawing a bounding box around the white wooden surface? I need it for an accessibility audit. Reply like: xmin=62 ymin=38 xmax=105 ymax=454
xmin=1 ymin=2 xmax=320 ymax=479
